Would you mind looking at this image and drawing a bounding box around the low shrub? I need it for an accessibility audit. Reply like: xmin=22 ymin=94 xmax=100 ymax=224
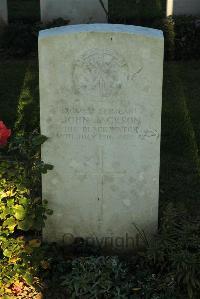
xmin=55 ymin=204 xmax=200 ymax=299
xmin=1 ymin=15 xmax=200 ymax=61
xmin=145 ymin=203 xmax=200 ymax=298
xmin=0 ymin=22 xmax=37 ymax=57
xmin=0 ymin=125 xmax=53 ymax=295
xmin=59 ymin=255 xmax=176 ymax=298
xmin=157 ymin=16 xmax=200 ymax=60
xmin=109 ymin=0 xmax=164 ymax=23
xmin=0 ymin=18 xmax=69 ymax=58
xmin=8 ymin=0 xmax=40 ymax=24
xmin=110 ymin=11 xmax=200 ymax=61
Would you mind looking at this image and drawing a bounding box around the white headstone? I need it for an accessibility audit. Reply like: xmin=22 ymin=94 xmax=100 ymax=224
xmin=0 ymin=0 xmax=8 ymax=25
xmin=40 ymin=0 xmax=108 ymax=24
xmin=167 ymin=0 xmax=200 ymax=16
xmin=39 ymin=24 xmax=164 ymax=250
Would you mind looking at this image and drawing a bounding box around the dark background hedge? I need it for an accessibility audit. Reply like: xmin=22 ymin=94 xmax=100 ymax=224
xmin=2 ymin=0 xmax=200 ymax=61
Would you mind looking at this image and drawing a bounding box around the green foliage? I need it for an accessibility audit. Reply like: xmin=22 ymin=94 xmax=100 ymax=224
xmin=1 ymin=5 xmax=200 ymax=61
xmin=58 ymin=255 xmax=178 ymax=298
xmin=0 ymin=23 xmax=37 ymax=57
xmin=160 ymin=62 xmax=200 ymax=209
xmin=8 ymin=0 xmax=40 ymax=23
xmin=0 ymin=20 xmax=200 ymax=297
xmin=0 ymin=19 xmax=69 ymax=58
xmin=56 ymin=205 xmax=200 ymax=298
xmin=145 ymin=204 xmax=200 ymax=299
xmin=0 ymin=131 xmax=53 ymax=295
xmin=109 ymin=5 xmax=200 ymax=61
xmin=173 ymin=16 xmax=200 ymax=60
xmin=0 ymin=60 xmax=29 ymax=129
xmin=58 ymin=206 xmax=199 ymax=298
xmin=109 ymin=0 xmax=164 ymax=22
xmin=161 ymin=17 xmax=175 ymax=61
xmin=157 ymin=16 xmax=200 ymax=61
xmin=61 ymin=256 xmax=132 ymax=298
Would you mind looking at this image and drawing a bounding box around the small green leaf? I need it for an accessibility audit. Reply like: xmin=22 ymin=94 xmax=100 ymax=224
xmin=18 ymin=197 xmax=29 ymax=206
xmin=3 ymin=217 xmax=17 ymax=231
xmin=23 ymin=272 xmax=34 ymax=285
xmin=46 ymin=209 xmax=53 ymax=215
xmin=18 ymin=219 xmax=32 ymax=231
xmin=32 ymin=135 xmax=48 ymax=146
xmin=0 ymin=236 xmax=6 ymax=243
xmin=14 ymin=205 xmax=26 ymax=220
xmin=3 ymin=248 xmax=12 ymax=258
xmin=41 ymin=163 xmax=54 ymax=174
xmin=7 ymin=198 xmax=15 ymax=207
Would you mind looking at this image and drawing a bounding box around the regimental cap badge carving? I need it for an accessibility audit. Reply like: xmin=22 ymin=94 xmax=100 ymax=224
xmin=73 ymin=49 xmax=129 ymax=98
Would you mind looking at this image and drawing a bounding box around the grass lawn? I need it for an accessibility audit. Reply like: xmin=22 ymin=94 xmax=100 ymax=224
xmin=160 ymin=62 xmax=200 ymax=214
xmin=0 ymin=59 xmax=200 ymax=214
xmin=0 ymin=60 xmax=39 ymax=133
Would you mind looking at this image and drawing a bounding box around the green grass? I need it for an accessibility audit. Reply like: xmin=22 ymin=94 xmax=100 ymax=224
xmin=160 ymin=62 xmax=200 ymax=215
xmin=0 ymin=59 xmax=39 ymax=133
xmin=0 ymin=60 xmax=27 ymax=128
xmin=0 ymin=59 xmax=200 ymax=214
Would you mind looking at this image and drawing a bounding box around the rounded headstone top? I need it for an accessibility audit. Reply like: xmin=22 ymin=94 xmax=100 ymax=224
xmin=39 ymin=23 xmax=163 ymax=40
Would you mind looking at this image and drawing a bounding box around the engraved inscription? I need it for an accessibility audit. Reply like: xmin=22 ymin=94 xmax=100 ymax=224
xmin=50 ymin=104 xmax=160 ymax=143
xmin=73 ymin=49 xmax=129 ymax=97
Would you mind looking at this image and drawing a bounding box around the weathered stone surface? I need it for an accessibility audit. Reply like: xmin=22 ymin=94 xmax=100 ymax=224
xmin=0 ymin=0 xmax=7 ymax=25
xmin=39 ymin=24 xmax=164 ymax=250
xmin=40 ymin=0 xmax=108 ymax=24
xmin=167 ymin=0 xmax=200 ymax=16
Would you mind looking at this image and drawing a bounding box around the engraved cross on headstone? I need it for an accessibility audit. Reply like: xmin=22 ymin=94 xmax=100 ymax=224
xmin=95 ymin=146 xmax=126 ymax=223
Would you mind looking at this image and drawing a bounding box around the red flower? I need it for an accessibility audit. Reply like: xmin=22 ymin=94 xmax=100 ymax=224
xmin=0 ymin=121 xmax=11 ymax=147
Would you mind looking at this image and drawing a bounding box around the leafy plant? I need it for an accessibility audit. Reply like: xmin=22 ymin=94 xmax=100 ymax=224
xmin=60 ymin=256 xmax=133 ymax=298
xmin=59 ymin=254 xmax=179 ymax=299
xmin=109 ymin=0 xmax=164 ymax=23
xmin=0 ymin=22 xmax=37 ymax=57
xmin=145 ymin=203 xmax=200 ymax=298
xmin=0 ymin=128 xmax=53 ymax=295
xmin=0 ymin=18 xmax=70 ymax=58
